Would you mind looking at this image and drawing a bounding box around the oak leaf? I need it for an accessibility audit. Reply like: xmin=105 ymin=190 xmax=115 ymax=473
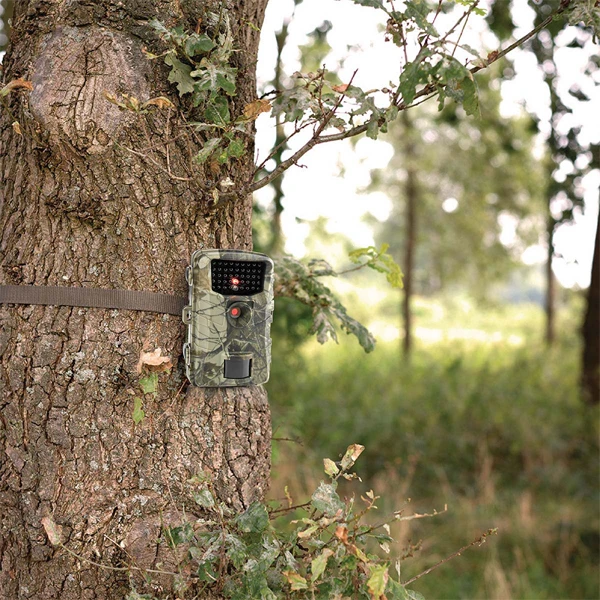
xmin=332 ymin=83 xmax=349 ymax=93
xmin=242 ymin=99 xmax=271 ymax=121
xmin=41 ymin=516 xmax=63 ymax=546
xmin=143 ymin=96 xmax=175 ymax=110
xmin=137 ymin=348 xmax=173 ymax=374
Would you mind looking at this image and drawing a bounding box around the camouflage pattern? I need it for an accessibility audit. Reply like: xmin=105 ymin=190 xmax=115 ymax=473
xmin=183 ymin=249 xmax=274 ymax=387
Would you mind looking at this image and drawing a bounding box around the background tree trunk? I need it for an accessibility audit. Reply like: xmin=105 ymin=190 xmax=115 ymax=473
xmin=545 ymin=214 xmax=556 ymax=346
xmin=401 ymin=111 xmax=417 ymax=358
xmin=0 ymin=1 xmax=269 ymax=597
xmin=581 ymin=208 xmax=599 ymax=405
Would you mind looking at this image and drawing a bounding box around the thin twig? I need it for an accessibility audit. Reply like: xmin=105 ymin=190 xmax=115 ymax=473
xmin=402 ymin=528 xmax=498 ymax=586
xmin=58 ymin=542 xmax=179 ymax=576
xmin=395 ymin=504 xmax=448 ymax=522
xmin=118 ymin=143 xmax=193 ymax=182
xmin=249 ymin=70 xmax=358 ymax=193
xmin=269 ymin=501 xmax=312 ymax=516
xmin=451 ymin=1 xmax=478 ymax=58
xmin=470 ymin=4 xmax=568 ymax=76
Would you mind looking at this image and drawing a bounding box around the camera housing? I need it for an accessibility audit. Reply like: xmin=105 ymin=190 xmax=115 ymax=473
xmin=182 ymin=249 xmax=274 ymax=387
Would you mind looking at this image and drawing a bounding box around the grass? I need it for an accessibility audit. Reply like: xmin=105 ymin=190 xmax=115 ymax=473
xmin=266 ymin=298 xmax=599 ymax=599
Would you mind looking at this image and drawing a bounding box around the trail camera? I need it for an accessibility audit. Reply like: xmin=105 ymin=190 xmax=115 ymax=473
xmin=182 ymin=249 xmax=274 ymax=387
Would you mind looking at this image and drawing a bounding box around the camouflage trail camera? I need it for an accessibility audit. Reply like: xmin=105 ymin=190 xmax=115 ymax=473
xmin=182 ymin=249 xmax=274 ymax=387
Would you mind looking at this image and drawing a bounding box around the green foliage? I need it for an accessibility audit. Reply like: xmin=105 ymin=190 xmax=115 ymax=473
xmin=274 ymin=256 xmax=377 ymax=352
xmin=149 ymin=13 xmax=247 ymax=166
xmin=568 ymin=0 xmax=600 ymax=39
xmin=267 ymin=300 xmax=599 ymax=599
xmin=271 ymin=248 xmax=401 ymax=352
xmin=127 ymin=446 xmax=435 ymax=599
xmin=139 ymin=372 xmax=158 ymax=395
xmin=348 ymin=244 xmax=404 ymax=289
xmin=132 ymin=397 xmax=145 ymax=425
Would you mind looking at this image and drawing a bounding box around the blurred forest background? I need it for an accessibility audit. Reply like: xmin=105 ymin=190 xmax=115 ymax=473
xmin=1 ymin=0 xmax=598 ymax=598
xmin=251 ymin=1 xmax=599 ymax=599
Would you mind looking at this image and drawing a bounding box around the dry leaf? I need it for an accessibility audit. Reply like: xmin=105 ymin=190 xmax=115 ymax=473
xmin=12 ymin=121 xmax=22 ymax=135
xmin=0 ymin=78 xmax=33 ymax=98
xmin=41 ymin=516 xmax=63 ymax=546
xmin=137 ymin=348 xmax=173 ymax=374
xmin=334 ymin=525 xmax=348 ymax=543
xmin=143 ymin=96 xmax=175 ymax=110
xmin=242 ymin=99 xmax=271 ymax=121
xmin=103 ymin=90 xmax=119 ymax=105
xmin=332 ymin=83 xmax=349 ymax=93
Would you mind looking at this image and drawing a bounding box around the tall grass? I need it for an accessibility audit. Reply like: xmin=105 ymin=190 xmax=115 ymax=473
xmin=266 ymin=300 xmax=599 ymax=599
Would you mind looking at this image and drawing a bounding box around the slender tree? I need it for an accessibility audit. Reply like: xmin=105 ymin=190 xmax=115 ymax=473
xmin=582 ymin=207 xmax=599 ymax=405
xmin=401 ymin=110 xmax=418 ymax=357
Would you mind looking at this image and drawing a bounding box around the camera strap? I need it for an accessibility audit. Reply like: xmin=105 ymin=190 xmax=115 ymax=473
xmin=0 ymin=285 xmax=187 ymax=316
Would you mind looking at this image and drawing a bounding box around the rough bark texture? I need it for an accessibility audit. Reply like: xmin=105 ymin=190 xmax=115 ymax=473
xmin=0 ymin=0 xmax=270 ymax=597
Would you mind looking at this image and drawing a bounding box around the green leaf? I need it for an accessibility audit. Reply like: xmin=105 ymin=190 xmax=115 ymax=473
xmin=235 ymin=501 xmax=269 ymax=533
xmin=148 ymin=18 xmax=170 ymax=36
xmin=351 ymin=0 xmax=386 ymax=8
xmin=216 ymin=72 xmax=236 ymax=95
xmin=184 ymin=33 xmax=216 ymax=57
xmin=205 ymin=94 xmax=231 ymax=126
xmin=461 ymin=74 xmax=480 ymax=117
xmin=283 ymin=571 xmax=308 ymax=591
xmin=225 ymin=533 xmax=247 ymax=569
xmin=386 ymin=579 xmax=426 ymax=600
xmin=132 ymin=397 xmax=145 ymax=424
xmin=165 ymin=523 xmax=193 ymax=547
xmin=194 ymin=137 xmax=222 ymax=165
xmin=323 ymin=458 xmax=339 ymax=478
xmin=164 ymin=53 xmax=195 ymax=95
xmin=367 ymin=118 xmax=380 ymax=140
xmin=191 ymin=61 xmax=237 ymax=95
xmin=193 ymin=488 xmax=215 ymax=508
xmin=219 ymin=139 xmax=246 ymax=164
xmin=311 ymin=548 xmax=333 ymax=582
xmin=368 ymin=564 xmax=389 ymax=598
xmin=139 ymin=373 xmax=158 ymax=395
xmin=311 ymin=482 xmax=344 ymax=516
xmin=399 ymin=61 xmax=423 ymax=106
xmin=197 ymin=559 xmax=218 ymax=583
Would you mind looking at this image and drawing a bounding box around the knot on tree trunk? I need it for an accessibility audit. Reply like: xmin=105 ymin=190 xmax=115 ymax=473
xmin=29 ymin=26 xmax=150 ymax=154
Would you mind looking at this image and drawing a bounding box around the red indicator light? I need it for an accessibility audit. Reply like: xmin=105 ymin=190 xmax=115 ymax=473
xmin=230 ymin=277 xmax=240 ymax=286
xmin=230 ymin=307 xmax=240 ymax=317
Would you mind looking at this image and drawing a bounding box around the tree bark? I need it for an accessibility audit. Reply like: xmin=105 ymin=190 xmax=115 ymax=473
xmin=0 ymin=0 xmax=270 ymax=597
xmin=581 ymin=208 xmax=599 ymax=405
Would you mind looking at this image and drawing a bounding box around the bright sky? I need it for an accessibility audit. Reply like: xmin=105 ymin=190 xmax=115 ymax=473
xmin=254 ymin=0 xmax=599 ymax=288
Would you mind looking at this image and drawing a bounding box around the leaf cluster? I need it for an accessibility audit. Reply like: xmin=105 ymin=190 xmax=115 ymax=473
xmin=348 ymin=244 xmax=404 ymax=290
xmin=148 ymin=13 xmax=264 ymax=166
xmin=274 ymin=256 xmax=377 ymax=353
xmin=127 ymin=445 xmax=428 ymax=600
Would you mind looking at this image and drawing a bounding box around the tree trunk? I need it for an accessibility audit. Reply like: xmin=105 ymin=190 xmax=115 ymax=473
xmin=581 ymin=208 xmax=599 ymax=405
xmin=0 ymin=1 xmax=270 ymax=598
xmin=401 ymin=111 xmax=417 ymax=357
xmin=545 ymin=213 xmax=556 ymax=346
